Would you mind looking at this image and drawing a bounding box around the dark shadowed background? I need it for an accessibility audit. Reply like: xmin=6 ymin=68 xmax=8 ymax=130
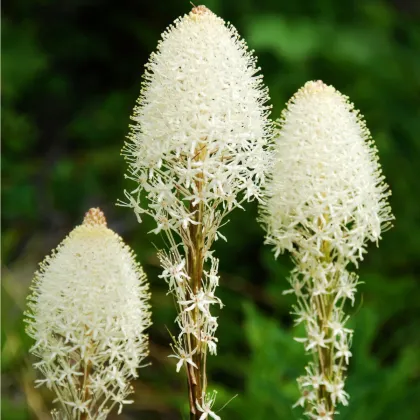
xmin=2 ymin=0 xmax=420 ymax=418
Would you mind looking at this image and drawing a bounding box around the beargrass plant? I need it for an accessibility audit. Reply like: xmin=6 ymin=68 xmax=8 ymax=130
xmin=120 ymin=5 xmax=272 ymax=418
xmin=259 ymin=80 xmax=394 ymax=419
xmin=25 ymin=208 xmax=151 ymax=419
xmin=23 ymin=7 xmax=396 ymax=419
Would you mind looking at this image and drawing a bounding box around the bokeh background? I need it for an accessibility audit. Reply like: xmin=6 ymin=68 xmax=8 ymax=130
xmin=2 ymin=0 xmax=420 ymax=418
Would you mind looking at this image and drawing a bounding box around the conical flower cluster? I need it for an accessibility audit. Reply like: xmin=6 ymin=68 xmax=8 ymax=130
xmin=261 ymin=80 xmax=392 ymax=263
xmin=260 ymin=81 xmax=393 ymax=418
xmin=122 ymin=4 xmax=272 ymax=227
xmin=120 ymin=5 xmax=271 ymax=418
xmin=25 ymin=208 xmax=151 ymax=419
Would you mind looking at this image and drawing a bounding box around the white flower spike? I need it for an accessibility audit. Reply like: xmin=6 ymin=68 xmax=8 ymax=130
xmin=122 ymin=4 xmax=271 ymax=228
xmin=261 ymin=80 xmax=393 ymax=263
xmin=25 ymin=208 xmax=151 ymax=419
xmin=260 ymin=81 xmax=393 ymax=417
xmin=120 ymin=5 xmax=272 ymax=418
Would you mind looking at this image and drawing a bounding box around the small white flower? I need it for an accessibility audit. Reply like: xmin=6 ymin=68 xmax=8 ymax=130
xmin=293 ymin=388 xmax=316 ymax=408
xmin=334 ymin=271 xmax=360 ymax=306
xmin=200 ymin=332 xmax=219 ymax=356
xmin=177 ymin=321 xmax=198 ymax=340
xmin=334 ymin=340 xmax=352 ymax=365
xmin=327 ymin=311 xmax=352 ymax=338
xmin=180 ymin=214 xmax=200 ymax=231
xmin=159 ymin=258 xmax=190 ymax=291
xmin=308 ymin=402 xmax=335 ymax=420
xmin=168 ymin=345 xmax=198 ymax=373
xmin=112 ymin=392 xmax=134 ymax=415
xmin=291 ymin=304 xmax=316 ymax=326
xmin=326 ymin=379 xmax=349 ymax=406
xmin=300 ymin=366 xmax=325 ymax=390
xmin=179 ymin=289 xmax=221 ymax=317
xmin=196 ymin=391 xmax=221 ymax=420
xmin=296 ymin=327 xmax=332 ymax=352
xmin=283 ymin=278 xmax=306 ymax=297
xmin=64 ymin=398 xmax=92 ymax=415
xmin=312 ymin=281 xmax=330 ymax=296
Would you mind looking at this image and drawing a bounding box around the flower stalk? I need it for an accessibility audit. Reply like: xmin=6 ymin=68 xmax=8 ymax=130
xmin=260 ymin=81 xmax=393 ymax=419
xmin=121 ymin=5 xmax=271 ymax=418
xmin=25 ymin=208 xmax=151 ymax=419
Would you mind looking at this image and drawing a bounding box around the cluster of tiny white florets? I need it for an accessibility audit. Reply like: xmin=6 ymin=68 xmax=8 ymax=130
xmin=25 ymin=208 xmax=151 ymax=419
xmin=120 ymin=6 xmax=271 ymax=417
xmin=121 ymin=5 xmax=272 ymax=230
xmin=288 ymin=261 xmax=356 ymax=418
xmin=161 ymin=250 xmax=222 ymax=360
xmin=260 ymin=81 xmax=393 ymax=418
xmin=261 ymin=80 xmax=393 ymax=264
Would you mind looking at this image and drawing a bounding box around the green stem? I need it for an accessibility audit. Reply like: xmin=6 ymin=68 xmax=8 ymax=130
xmin=314 ymin=230 xmax=335 ymax=415
xmin=187 ymin=193 xmax=205 ymax=419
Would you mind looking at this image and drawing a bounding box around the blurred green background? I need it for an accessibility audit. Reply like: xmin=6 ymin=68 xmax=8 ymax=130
xmin=2 ymin=0 xmax=420 ymax=419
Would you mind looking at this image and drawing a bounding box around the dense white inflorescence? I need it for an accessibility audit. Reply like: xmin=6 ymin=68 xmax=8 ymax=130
xmin=25 ymin=208 xmax=151 ymax=419
xmin=261 ymin=80 xmax=393 ymax=263
xmin=260 ymin=81 xmax=393 ymax=418
xmin=120 ymin=5 xmax=271 ymax=417
xmin=122 ymin=6 xmax=271 ymax=226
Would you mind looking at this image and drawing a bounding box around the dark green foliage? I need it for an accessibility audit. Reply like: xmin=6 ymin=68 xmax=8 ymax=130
xmin=2 ymin=0 xmax=419 ymax=418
